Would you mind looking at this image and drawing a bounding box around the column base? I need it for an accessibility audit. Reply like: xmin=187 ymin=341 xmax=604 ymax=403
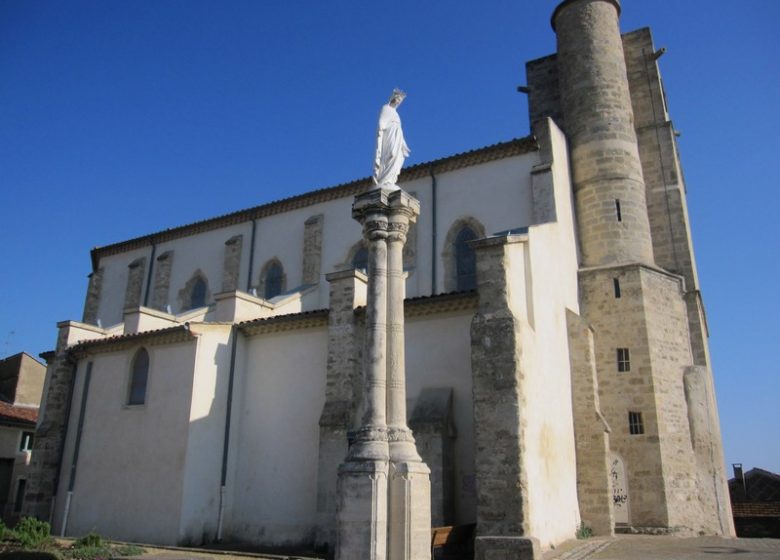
xmin=347 ymin=426 xmax=390 ymax=461
xmin=475 ymin=536 xmax=540 ymax=560
xmin=388 ymin=461 xmax=432 ymax=560
xmin=336 ymin=459 xmax=389 ymax=560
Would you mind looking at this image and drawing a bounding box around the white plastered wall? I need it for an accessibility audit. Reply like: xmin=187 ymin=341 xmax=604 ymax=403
xmin=516 ymin=119 xmax=581 ymax=547
xmin=153 ymin=223 xmax=249 ymax=314
xmin=404 ymin=309 xmax=476 ymax=525
xmin=90 ymin=151 xmax=539 ymax=327
xmin=94 ymin=246 xmax=152 ymax=326
xmin=178 ymin=324 xmax=233 ymax=544
xmin=226 ymin=326 xmax=327 ymax=546
xmin=53 ymin=341 xmax=197 ymax=544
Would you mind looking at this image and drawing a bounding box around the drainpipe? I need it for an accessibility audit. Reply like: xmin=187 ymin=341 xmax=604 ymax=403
xmin=430 ymin=166 xmax=438 ymax=294
xmin=246 ymin=220 xmax=258 ymax=292
xmin=61 ymin=360 xmax=93 ymax=536
xmin=143 ymin=241 xmax=157 ymax=307
xmin=217 ymin=327 xmax=239 ymax=541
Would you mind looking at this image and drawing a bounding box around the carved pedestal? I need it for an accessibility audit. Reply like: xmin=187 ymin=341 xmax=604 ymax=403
xmin=337 ymin=460 xmax=389 ymax=560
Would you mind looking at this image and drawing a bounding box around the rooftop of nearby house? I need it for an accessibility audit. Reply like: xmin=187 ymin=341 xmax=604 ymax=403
xmin=729 ymin=467 xmax=780 ymax=503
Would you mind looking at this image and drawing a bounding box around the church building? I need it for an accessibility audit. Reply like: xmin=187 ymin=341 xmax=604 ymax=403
xmin=25 ymin=0 xmax=734 ymax=555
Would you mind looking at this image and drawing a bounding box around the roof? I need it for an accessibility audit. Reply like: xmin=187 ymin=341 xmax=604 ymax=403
xmin=239 ymin=309 xmax=330 ymax=336
xmin=0 ymin=401 xmax=38 ymax=427
xmin=731 ymin=502 xmax=780 ymax=518
xmin=355 ymin=290 xmax=478 ymax=318
xmin=730 ymin=468 xmax=780 ymax=503
xmin=0 ymin=352 xmax=45 ymax=369
xmin=69 ymin=324 xmax=196 ymax=357
xmin=90 ymin=136 xmax=538 ymax=267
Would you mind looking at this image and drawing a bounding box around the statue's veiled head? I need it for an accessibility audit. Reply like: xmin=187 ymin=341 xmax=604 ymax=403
xmin=389 ymin=88 xmax=407 ymax=107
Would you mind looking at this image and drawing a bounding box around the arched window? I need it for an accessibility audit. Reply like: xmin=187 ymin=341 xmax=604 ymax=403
xmin=352 ymin=246 xmax=369 ymax=272
xmin=264 ymin=261 xmax=284 ymax=299
xmin=455 ymin=227 xmax=477 ymax=291
xmin=178 ymin=271 xmax=210 ymax=312
xmin=128 ymin=348 xmax=149 ymax=406
xmin=190 ymin=277 xmax=207 ymax=309
xmin=443 ymin=218 xmax=485 ymax=292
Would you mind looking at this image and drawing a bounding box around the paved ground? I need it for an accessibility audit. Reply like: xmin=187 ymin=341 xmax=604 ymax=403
xmin=548 ymin=535 xmax=780 ymax=560
xmin=126 ymin=535 xmax=780 ymax=560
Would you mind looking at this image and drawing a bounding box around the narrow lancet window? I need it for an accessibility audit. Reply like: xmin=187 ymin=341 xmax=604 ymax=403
xmin=128 ymin=348 xmax=150 ymax=406
xmin=615 ymin=199 xmax=623 ymax=222
xmin=190 ymin=277 xmax=207 ymax=309
xmin=614 ymin=278 xmax=621 ymax=298
xmin=455 ymin=227 xmax=477 ymax=291
xmin=265 ymin=262 xmax=284 ymax=299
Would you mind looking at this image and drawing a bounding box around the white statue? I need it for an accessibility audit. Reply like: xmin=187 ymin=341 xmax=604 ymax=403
xmin=373 ymin=88 xmax=410 ymax=189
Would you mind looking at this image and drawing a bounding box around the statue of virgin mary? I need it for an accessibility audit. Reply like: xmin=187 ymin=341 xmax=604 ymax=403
xmin=372 ymin=88 xmax=410 ymax=189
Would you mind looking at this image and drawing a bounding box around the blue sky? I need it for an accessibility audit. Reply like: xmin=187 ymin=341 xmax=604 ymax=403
xmin=1 ymin=1 xmax=778 ymax=474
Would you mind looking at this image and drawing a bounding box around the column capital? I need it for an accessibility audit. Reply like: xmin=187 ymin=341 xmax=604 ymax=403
xmin=388 ymin=189 xmax=420 ymax=223
xmin=353 ymin=187 xmax=420 ymax=224
xmin=353 ymin=186 xmax=395 ymax=221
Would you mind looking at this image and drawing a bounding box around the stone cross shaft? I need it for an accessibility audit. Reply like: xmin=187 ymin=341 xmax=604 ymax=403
xmin=386 ymin=197 xmax=422 ymax=463
xmin=336 ymin=186 xmax=430 ymax=560
xmin=347 ymin=200 xmax=391 ymax=462
xmin=347 ymin=187 xmax=421 ymax=461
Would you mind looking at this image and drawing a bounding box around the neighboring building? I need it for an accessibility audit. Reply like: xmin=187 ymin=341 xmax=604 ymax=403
xmin=0 ymin=352 xmax=45 ymax=524
xmin=24 ymin=0 xmax=735 ymax=554
xmin=729 ymin=465 xmax=780 ymax=538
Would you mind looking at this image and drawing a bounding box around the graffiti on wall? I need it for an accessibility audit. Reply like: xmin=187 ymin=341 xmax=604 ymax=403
xmin=610 ymin=455 xmax=630 ymax=524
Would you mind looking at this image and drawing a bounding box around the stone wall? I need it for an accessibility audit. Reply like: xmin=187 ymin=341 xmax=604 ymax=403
xmin=553 ymin=0 xmax=654 ymax=268
xmin=565 ymin=310 xmax=614 ymax=536
xmin=81 ymin=269 xmax=103 ymax=325
xmin=151 ymin=251 xmax=174 ymax=311
xmin=684 ymin=366 xmax=735 ymax=535
xmin=123 ymin=257 xmax=146 ymax=309
xmin=623 ymin=28 xmax=697 ymax=286
xmin=302 ymin=215 xmax=324 ymax=286
xmin=470 ymin=235 xmax=539 ymax=559
xmin=23 ymin=327 xmax=75 ymax=521
xmin=221 ymin=235 xmax=243 ymax=292
xmin=409 ymin=387 xmax=455 ymax=527
xmin=525 ymin=54 xmax=563 ymax=130
xmin=315 ymin=269 xmax=366 ymax=550
xmin=639 ymin=266 xmax=703 ymax=530
xmin=578 ymin=264 xmax=713 ymax=531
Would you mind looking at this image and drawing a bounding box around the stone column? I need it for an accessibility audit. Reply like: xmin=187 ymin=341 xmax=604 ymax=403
xmin=386 ymin=191 xmax=431 ymax=560
xmin=336 ymin=189 xmax=392 ymax=560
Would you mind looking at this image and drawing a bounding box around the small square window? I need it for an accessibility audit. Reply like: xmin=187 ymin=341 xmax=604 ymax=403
xmin=628 ymin=411 xmax=644 ymax=435
xmin=19 ymin=431 xmax=34 ymax=452
xmin=617 ymin=348 xmax=630 ymax=372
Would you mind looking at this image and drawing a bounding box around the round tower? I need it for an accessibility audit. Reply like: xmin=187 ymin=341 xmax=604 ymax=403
xmin=552 ymin=0 xmax=654 ymax=267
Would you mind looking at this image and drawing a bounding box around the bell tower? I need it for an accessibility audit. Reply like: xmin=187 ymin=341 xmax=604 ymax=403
xmin=543 ymin=0 xmax=734 ymax=534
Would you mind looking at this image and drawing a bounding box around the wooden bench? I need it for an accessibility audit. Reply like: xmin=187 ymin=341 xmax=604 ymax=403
xmin=431 ymin=524 xmax=475 ymax=559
